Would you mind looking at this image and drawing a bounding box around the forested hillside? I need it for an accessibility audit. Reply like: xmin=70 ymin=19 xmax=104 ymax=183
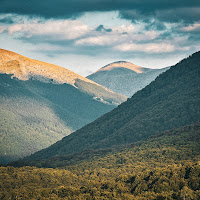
xmin=3 ymin=122 xmax=200 ymax=199
xmin=0 ymin=75 xmax=117 ymax=164
xmin=24 ymin=51 xmax=200 ymax=161
xmin=0 ymin=49 xmax=126 ymax=164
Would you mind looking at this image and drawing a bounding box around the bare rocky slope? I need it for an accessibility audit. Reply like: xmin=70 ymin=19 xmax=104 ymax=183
xmin=22 ymin=51 xmax=200 ymax=161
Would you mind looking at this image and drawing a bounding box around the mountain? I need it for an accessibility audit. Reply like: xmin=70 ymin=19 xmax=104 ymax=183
xmin=0 ymin=49 xmax=126 ymax=163
xmin=22 ymin=51 xmax=200 ymax=161
xmin=11 ymin=121 xmax=200 ymax=168
xmin=4 ymin=122 xmax=200 ymax=199
xmin=87 ymin=61 xmax=169 ymax=97
xmin=0 ymin=49 xmax=126 ymax=105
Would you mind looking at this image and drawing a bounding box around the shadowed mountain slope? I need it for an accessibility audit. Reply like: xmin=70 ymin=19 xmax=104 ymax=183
xmin=23 ymin=51 xmax=200 ymax=161
xmin=0 ymin=49 xmax=126 ymax=163
xmin=10 ymin=121 xmax=200 ymax=168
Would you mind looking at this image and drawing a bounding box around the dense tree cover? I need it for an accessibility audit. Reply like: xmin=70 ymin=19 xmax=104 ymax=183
xmin=1 ymin=162 xmax=199 ymax=200
xmin=10 ymin=121 xmax=200 ymax=168
xmin=0 ymin=74 xmax=117 ymax=163
xmin=24 ymin=51 xmax=200 ymax=161
xmin=1 ymin=122 xmax=200 ymax=199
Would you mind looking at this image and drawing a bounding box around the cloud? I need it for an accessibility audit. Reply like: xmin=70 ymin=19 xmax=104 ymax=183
xmin=1 ymin=0 xmax=199 ymax=24
xmin=75 ymin=24 xmax=135 ymax=46
xmin=96 ymin=25 xmax=112 ymax=32
xmin=181 ymin=23 xmax=200 ymax=32
xmin=75 ymin=35 xmax=121 ymax=46
xmin=75 ymin=25 xmax=159 ymax=47
xmin=111 ymin=24 xmax=134 ymax=33
xmin=0 ymin=16 xmax=15 ymax=24
xmin=114 ymin=38 xmax=192 ymax=54
xmin=1 ymin=13 xmax=198 ymax=59
xmin=114 ymin=42 xmax=176 ymax=53
xmin=144 ymin=20 xmax=166 ymax=31
xmin=120 ymin=7 xmax=200 ymax=26
xmin=5 ymin=19 xmax=89 ymax=40
xmin=0 ymin=26 xmax=6 ymax=33
xmin=0 ymin=1 xmax=199 ymax=77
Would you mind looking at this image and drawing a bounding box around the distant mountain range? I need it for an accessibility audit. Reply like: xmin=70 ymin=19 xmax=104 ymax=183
xmin=21 ymin=51 xmax=200 ymax=162
xmin=0 ymin=49 xmax=126 ymax=163
xmin=87 ymin=61 xmax=169 ymax=97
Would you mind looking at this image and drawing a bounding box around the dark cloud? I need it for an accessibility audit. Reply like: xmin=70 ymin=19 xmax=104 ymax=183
xmin=0 ymin=16 xmax=15 ymax=24
xmin=145 ymin=20 xmax=166 ymax=31
xmin=18 ymin=35 xmax=76 ymax=46
xmin=155 ymin=7 xmax=200 ymax=23
xmin=187 ymin=31 xmax=200 ymax=42
xmin=96 ymin=25 xmax=112 ymax=32
xmin=15 ymin=34 xmax=112 ymax=57
xmin=1 ymin=0 xmax=199 ymax=23
xmin=120 ymin=7 xmax=200 ymax=25
xmin=35 ymin=42 xmax=113 ymax=57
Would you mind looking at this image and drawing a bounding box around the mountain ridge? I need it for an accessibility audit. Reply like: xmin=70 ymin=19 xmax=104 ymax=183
xmin=10 ymin=121 xmax=200 ymax=168
xmin=22 ymin=51 xmax=200 ymax=161
xmin=87 ymin=61 xmax=169 ymax=96
xmin=0 ymin=49 xmax=126 ymax=163
xmin=94 ymin=61 xmax=144 ymax=74
xmin=0 ymin=49 xmax=126 ymax=105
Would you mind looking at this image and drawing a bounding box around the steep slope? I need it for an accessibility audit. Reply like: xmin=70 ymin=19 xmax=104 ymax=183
xmin=0 ymin=49 xmax=126 ymax=164
xmin=12 ymin=121 xmax=200 ymax=168
xmin=0 ymin=49 xmax=126 ymax=105
xmin=4 ymin=122 xmax=200 ymax=199
xmin=25 ymin=51 xmax=200 ymax=161
xmin=87 ymin=61 xmax=169 ymax=96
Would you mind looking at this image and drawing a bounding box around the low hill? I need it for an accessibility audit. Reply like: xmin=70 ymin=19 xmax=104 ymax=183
xmin=24 ymin=51 xmax=200 ymax=161
xmin=87 ymin=61 xmax=169 ymax=96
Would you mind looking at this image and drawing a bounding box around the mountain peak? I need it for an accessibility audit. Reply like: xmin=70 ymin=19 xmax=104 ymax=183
xmin=96 ymin=61 xmax=144 ymax=74
xmin=0 ymin=49 xmax=127 ymax=105
xmin=23 ymin=50 xmax=200 ymax=161
xmin=0 ymin=49 xmax=95 ymax=86
xmin=87 ymin=60 xmax=169 ymax=97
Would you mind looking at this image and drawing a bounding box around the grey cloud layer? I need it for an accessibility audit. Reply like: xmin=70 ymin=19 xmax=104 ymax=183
xmin=0 ymin=16 xmax=15 ymax=24
xmin=2 ymin=18 xmax=197 ymax=56
xmin=1 ymin=0 xmax=199 ymax=65
xmin=1 ymin=0 xmax=200 ymax=23
xmin=120 ymin=7 xmax=200 ymax=24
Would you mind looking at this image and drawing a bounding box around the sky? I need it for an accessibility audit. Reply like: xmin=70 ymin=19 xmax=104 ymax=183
xmin=0 ymin=0 xmax=200 ymax=76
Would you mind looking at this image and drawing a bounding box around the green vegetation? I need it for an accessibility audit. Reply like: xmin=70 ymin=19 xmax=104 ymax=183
xmin=25 ymin=51 xmax=200 ymax=161
xmin=2 ymin=122 xmax=200 ymax=199
xmin=1 ymin=51 xmax=200 ymax=199
xmin=0 ymin=74 xmax=116 ymax=163
xmin=0 ymin=100 xmax=72 ymax=164
xmin=11 ymin=121 xmax=200 ymax=168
